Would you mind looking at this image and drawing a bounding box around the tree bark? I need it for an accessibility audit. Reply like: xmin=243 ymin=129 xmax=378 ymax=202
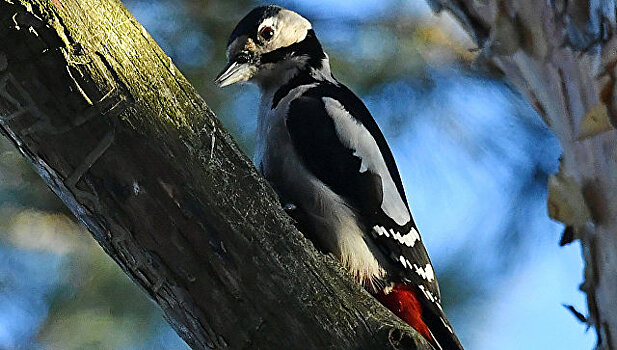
xmin=0 ymin=1 xmax=435 ymax=349
xmin=428 ymin=0 xmax=617 ymax=348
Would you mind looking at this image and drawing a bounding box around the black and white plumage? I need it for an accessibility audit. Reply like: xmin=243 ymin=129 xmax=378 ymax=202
xmin=216 ymin=6 xmax=463 ymax=350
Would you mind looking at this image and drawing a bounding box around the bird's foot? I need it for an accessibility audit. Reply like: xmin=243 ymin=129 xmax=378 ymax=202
xmin=282 ymin=203 xmax=297 ymax=213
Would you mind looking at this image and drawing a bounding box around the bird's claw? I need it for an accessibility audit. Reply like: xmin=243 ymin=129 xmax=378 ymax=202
xmin=283 ymin=203 xmax=297 ymax=213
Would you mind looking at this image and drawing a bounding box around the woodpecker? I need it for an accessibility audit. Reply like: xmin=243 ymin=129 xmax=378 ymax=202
xmin=216 ymin=6 xmax=463 ymax=349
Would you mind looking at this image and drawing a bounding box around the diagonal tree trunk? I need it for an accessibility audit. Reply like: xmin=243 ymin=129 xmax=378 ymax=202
xmin=428 ymin=0 xmax=617 ymax=348
xmin=0 ymin=0 xmax=435 ymax=349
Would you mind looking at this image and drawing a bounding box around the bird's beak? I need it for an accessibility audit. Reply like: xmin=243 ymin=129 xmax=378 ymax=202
xmin=215 ymin=58 xmax=257 ymax=88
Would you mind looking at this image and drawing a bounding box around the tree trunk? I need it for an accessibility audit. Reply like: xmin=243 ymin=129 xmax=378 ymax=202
xmin=0 ymin=1 xmax=434 ymax=349
xmin=428 ymin=0 xmax=617 ymax=348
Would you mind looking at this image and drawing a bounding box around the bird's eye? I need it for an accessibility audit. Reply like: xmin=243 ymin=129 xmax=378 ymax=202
xmin=259 ymin=26 xmax=275 ymax=41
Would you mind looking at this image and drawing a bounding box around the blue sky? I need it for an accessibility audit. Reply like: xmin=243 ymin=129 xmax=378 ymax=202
xmin=0 ymin=246 xmax=64 ymax=348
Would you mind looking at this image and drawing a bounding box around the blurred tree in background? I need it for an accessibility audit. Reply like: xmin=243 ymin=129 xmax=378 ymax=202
xmin=0 ymin=0 xmax=593 ymax=349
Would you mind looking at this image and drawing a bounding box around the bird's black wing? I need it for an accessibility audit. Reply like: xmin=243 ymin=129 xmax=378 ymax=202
xmin=286 ymin=82 xmax=436 ymax=293
xmin=285 ymin=81 xmax=463 ymax=349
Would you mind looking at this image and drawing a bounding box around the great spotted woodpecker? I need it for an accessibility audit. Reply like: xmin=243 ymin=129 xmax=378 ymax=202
xmin=216 ymin=6 xmax=464 ymax=349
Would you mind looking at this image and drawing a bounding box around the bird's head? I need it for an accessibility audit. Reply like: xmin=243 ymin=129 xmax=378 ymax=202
xmin=215 ymin=5 xmax=326 ymax=89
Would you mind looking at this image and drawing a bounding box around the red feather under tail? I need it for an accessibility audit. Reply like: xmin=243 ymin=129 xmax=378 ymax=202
xmin=373 ymin=284 xmax=436 ymax=348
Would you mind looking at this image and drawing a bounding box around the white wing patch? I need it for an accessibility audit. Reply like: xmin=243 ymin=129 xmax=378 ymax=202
xmin=373 ymin=225 xmax=420 ymax=247
xmin=374 ymin=225 xmax=390 ymax=237
xmin=418 ymin=284 xmax=437 ymax=303
xmin=392 ymin=227 xmax=420 ymax=247
xmin=413 ymin=263 xmax=435 ymax=282
xmin=399 ymin=255 xmax=409 ymax=268
xmin=324 ymin=98 xmax=411 ymax=226
xmin=441 ymin=316 xmax=454 ymax=333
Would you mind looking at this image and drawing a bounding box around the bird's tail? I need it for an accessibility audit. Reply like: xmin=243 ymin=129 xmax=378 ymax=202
xmin=373 ymin=284 xmax=464 ymax=350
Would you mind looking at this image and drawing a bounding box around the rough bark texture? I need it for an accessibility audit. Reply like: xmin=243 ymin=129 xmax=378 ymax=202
xmin=428 ymin=0 xmax=617 ymax=349
xmin=0 ymin=1 xmax=435 ymax=349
